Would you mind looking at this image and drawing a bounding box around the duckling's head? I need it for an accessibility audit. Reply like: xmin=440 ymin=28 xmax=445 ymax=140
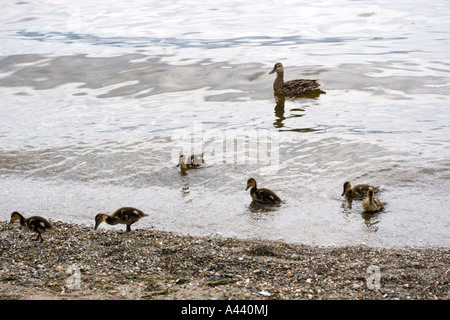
xmin=342 ymin=181 xmax=352 ymax=196
xmin=269 ymin=63 xmax=284 ymax=74
xmin=367 ymin=188 xmax=375 ymax=205
xmin=246 ymin=178 xmax=257 ymax=191
xmin=177 ymin=154 xmax=186 ymax=167
xmin=94 ymin=213 xmax=108 ymax=230
xmin=10 ymin=211 xmax=23 ymax=224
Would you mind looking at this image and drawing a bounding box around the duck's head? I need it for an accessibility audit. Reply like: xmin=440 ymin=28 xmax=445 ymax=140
xmin=269 ymin=63 xmax=284 ymax=74
xmin=342 ymin=181 xmax=352 ymax=196
xmin=10 ymin=211 xmax=23 ymax=224
xmin=177 ymin=154 xmax=186 ymax=167
xmin=246 ymin=178 xmax=257 ymax=191
xmin=367 ymin=188 xmax=375 ymax=205
xmin=94 ymin=213 xmax=108 ymax=230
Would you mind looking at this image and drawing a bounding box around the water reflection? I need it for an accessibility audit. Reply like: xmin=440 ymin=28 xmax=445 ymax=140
xmin=341 ymin=199 xmax=352 ymax=214
xmin=273 ymin=90 xmax=325 ymax=131
xmin=273 ymin=95 xmax=287 ymax=129
xmin=247 ymin=200 xmax=281 ymax=214
xmin=342 ymin=197 xmax=356 ymax=210
xmin=361 ymin=212 xmax=381 ymax=232
xmin=341 ymin=198 xmax=382 ymax=232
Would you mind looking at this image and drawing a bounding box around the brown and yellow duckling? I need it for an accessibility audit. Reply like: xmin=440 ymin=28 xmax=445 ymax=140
xmin=362 ymin=188 xmax=384 ymax=213
xmin=342 ymin=181 xmax=380 ymax=199
xmin=10 ymin=211 xmax=53 ymax=243
xmin=177 ymin=153 xmax=204 ymax=170
xmin=246 ymin=178 xmax=282 ymax=204
xmin=94 ymin=207 xmax=148 ymax=232
xmin=269 ymin=62 xmax=322 ymax=96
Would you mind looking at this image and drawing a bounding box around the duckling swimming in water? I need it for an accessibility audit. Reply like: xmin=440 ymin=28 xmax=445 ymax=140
xmin=246 ymin=178 xmax=282 ymax=204
xmin=362 ymin=188 xmax=384 ymax=213
xmin=342 ymin=181 xmax=380 ymax=199
xmin=10 ymin=211 xmax=53 ymax=243
xmin=177 ymin=153 xmax=204 ymax=170
xmin=94 ymin=207 xmax=148 ymax=232
xmin=269 ymin=62 xmax=322 ymax=96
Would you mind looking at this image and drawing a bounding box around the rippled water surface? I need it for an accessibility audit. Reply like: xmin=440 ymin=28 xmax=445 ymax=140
xmin=1 ymin=0 xmax=449 ymax=247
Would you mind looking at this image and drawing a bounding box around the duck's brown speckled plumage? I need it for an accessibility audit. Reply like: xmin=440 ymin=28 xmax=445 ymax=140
xmin=269 ymin=62 xmax=321 ymax=96
xmin=10 ymin=211 xmax=53 ymax=243
xmin=95 ymin=207 xmax=148 ymax=232
xmin=177 ymin=153 xmax=204 ymax=170
xmin=362 ymin=189 xmax=384 ymax=213
xmin=246 ymin=178 xmax=282 ymax=204
xmin=342 ymin=181 xmax=380 ymax=199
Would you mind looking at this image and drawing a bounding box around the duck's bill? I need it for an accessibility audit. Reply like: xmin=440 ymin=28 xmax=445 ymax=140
xmin=269 ymin=68 xmax=276 ymax=74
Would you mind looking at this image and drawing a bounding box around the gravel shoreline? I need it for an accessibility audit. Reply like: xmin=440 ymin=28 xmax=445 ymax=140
xmin=0 ymin=220 xmax=448 ymax=300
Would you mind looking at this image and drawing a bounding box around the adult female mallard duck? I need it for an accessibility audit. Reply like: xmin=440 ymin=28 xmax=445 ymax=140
xmin=342 ymin=181 xmax=380 ymax=199
xmin=10 ymin=211 xmax=53 ymax=243
xmin=269 ymin=62 xmax=322 ymax=96
xmin=94 ymin=207 xmax=148 ymax=232
xmin=246 ymin=178 xmax=282 ymax=204
xmin=362 ymin=188 xmax=384 ymax=213
xmin=177 ymin=153 xmax=204 ymax=170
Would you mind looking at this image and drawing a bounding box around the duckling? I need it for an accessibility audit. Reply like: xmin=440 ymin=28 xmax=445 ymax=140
xmin=269 ymin=62 xmax=322 ymax=96
xmin=246 ymin=178 xmax=282 ymax=204
xmin=10 ymin=211 xmax=53 ymax=243
xmin=342 ymin=181 xmax=380 ymax=199
xmin=94 ymin=207 xmax=148 ymax=232
xmin=362 ymin=188 xmax=384 ymax=213
xmin=177 ymin=153 xmax=204 ymax=169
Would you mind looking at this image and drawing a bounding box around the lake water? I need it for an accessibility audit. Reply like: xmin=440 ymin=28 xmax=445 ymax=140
xmin=1 ymin=0 xmax=449 ymax=248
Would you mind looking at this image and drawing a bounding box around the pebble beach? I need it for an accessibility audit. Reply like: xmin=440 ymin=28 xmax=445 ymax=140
xmin=0 ymin=220 xmax=448 ymax=300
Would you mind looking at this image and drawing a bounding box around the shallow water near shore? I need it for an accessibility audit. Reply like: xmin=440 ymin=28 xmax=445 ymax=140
xmin=1 ymin=1 xmax=449 ymax=248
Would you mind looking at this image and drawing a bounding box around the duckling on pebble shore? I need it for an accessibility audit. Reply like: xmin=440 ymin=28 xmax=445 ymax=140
xmin=10 ymin=211 xmax=53 ymax=243
xmin=94 ymin=207 xmax=148 ymax=232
